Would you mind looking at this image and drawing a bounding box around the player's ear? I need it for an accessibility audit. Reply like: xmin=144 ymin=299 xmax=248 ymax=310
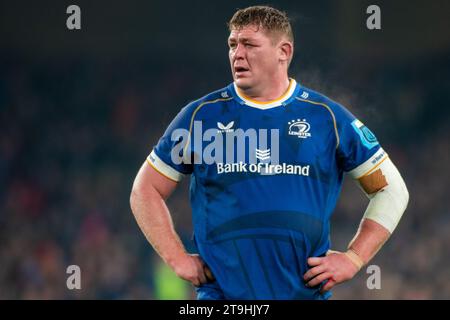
xmin=278 ymin=40 xmax=293 ymax=65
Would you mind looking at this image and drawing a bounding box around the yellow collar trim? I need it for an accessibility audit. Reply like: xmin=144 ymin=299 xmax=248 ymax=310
xmin=234 ymin=79 xmax=296 ymax=109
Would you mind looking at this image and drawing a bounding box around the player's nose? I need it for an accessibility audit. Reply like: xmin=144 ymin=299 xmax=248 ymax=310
xmin=233 ymin=43 xmax=246 ymax=59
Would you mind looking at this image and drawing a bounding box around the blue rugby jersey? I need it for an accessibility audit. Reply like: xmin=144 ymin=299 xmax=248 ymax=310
xmin=147 ymin=79 xmax=388 ymax=299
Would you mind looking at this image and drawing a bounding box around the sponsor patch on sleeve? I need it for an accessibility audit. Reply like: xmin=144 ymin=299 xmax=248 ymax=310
xmin=351 ymin=119 xmax=379 ymax=149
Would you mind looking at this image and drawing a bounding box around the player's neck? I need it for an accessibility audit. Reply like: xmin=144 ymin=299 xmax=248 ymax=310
xmin=238 ymin=76 xmax=291 ymax=102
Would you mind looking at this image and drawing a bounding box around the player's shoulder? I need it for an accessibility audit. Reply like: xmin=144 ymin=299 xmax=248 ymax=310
xmin=295 ymin=85 xmax=350 ymax=117
xmin=183 ymin=85 xmax=233 ymax=113
xmin=167 ymin=85 xmax=233 ymax=127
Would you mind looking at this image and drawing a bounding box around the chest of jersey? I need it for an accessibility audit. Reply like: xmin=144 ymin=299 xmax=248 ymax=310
xmin=188 ymin=100 xmax=337 ymax=180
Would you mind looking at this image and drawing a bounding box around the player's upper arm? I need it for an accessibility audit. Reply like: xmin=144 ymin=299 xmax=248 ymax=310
xmin=329 ymin=100 xmax=409 ymax=233
xmin=131 ymin=160 xmax=178 ymax=201
xmin=358 ymin=168 xmax=388 ymax=195
xmin=349 ymin=154 xmax=409 ymax=233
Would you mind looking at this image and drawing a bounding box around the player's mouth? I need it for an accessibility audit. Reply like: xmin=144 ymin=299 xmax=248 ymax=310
xmin=234 ymin=66 xmax=250 ymax=77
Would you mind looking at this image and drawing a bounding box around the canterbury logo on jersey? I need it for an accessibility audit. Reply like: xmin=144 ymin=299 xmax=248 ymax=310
xmin=217 ymin=121 xmax=234 ymax=133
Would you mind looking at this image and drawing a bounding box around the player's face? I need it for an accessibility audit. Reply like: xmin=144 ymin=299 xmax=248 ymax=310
xmin=228 ymin=25 xmax=281 ymax=91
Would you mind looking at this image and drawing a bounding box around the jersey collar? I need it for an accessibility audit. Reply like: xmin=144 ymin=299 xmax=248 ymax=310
xmin=230 ymin=78 xmax=299 ymax=110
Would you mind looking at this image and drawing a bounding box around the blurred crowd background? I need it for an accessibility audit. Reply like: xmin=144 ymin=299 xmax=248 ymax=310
xmin=1 ymin=0 xmax=449 ymax=299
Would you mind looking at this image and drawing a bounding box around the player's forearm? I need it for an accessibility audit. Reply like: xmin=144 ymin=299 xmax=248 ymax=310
xmin=347 ymin=218 xmax=390 ymax=265
xmin=130 ymin=187 xmax=188 ymax=269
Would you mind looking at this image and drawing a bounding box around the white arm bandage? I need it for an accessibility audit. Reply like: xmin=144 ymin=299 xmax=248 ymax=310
xmin=348 ymin=149 xmax=409 ymax=233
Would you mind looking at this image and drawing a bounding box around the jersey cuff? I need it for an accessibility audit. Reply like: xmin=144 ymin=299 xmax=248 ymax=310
xmin=147 ymin=150 xmax=185 ymax=182
xmin=347 ymin=148 xmax=388 ymax=179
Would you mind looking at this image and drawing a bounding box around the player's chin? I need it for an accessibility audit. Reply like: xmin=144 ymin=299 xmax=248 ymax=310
xmin=234 ymin=76 xmax=252 ymax=89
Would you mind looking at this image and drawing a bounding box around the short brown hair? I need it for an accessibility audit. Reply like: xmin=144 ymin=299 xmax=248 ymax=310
xmin=228 ymin=5 xmax=294 ymax=43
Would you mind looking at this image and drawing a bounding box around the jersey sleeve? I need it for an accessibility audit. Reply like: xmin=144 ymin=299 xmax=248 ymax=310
xmin=147 ymin=103 xmax=195 ymax=182
xmin=334 ymin=105 xmax=388 ymax=179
